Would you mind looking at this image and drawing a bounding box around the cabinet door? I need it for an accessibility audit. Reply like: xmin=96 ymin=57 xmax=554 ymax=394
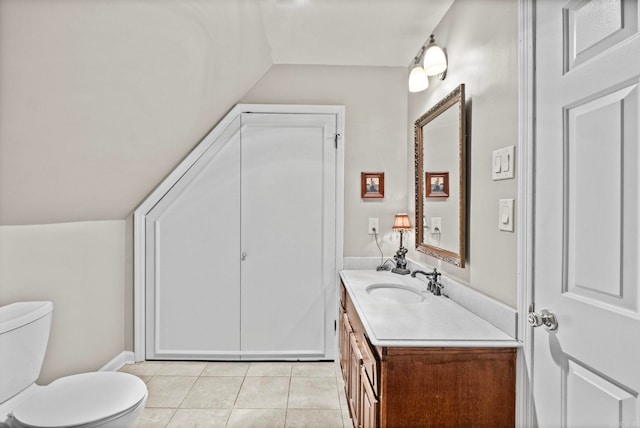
xmin=348 ymin=334 xmax=362 ymax=427
xmin=145 ymin=116 xmax=241 ymax=359
xmin=360 ymin=365 xmax=378 ymax=428
xmin=339 ymin=312 xmax=352 ymax=380
xmin=240 ymin=113 xmax=337 ymax=359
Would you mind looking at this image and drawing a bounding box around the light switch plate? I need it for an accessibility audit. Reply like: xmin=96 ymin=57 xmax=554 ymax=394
xmin=492 ymin=146 xmax=515 ymax=180
xmin=499 ymin=199 xmax=514 ymax=232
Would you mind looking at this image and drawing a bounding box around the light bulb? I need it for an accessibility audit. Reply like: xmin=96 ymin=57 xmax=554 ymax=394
xmin=423 ymin=44 xmax=447 ymax=76
xmin=408 ymin=65 xmax=429 ymax=92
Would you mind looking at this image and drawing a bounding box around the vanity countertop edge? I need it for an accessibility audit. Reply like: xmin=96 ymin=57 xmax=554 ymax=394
xmin=339 ymin=269 xmax=519 ymax=348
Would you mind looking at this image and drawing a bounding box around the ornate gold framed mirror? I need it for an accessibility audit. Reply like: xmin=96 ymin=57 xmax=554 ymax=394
xmin=415 ymin=84 xmax=466 ymax=267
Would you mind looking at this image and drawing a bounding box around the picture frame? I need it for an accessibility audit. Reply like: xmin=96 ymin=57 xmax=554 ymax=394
xmin=425 ymin=171 xmax=449 ymax=198
xmin=361 ymin=172 xmax=384 ymax=199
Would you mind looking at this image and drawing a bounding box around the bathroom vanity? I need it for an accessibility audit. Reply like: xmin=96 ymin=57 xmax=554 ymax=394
xmin=339 ymin=270 xmax=517 ymax=428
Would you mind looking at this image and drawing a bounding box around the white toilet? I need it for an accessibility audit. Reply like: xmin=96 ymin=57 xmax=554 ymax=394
xmin=0 ymin=301 xmax=147 ymax=427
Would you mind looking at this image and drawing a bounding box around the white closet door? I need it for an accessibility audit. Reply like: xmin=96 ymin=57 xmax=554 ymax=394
xmin=146 ymin=118 xmax=241 ymax=359
xmin=240 ymin=113 xmax=336 ymax=359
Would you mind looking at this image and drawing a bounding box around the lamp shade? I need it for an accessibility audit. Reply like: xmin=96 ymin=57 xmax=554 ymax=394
xmin=408 ymin=65 xmax=429 ymax=92
xmin=392 ymin=213 xmax=412 ymax=231
xmin=423 ymin=38 xmax=447 ymax=76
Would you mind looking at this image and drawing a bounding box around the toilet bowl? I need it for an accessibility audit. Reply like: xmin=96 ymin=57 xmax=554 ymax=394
xmin=0 ymin=302 xmax=147 ymax=428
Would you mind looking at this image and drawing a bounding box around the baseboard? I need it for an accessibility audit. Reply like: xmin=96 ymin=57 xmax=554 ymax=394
xmin=100 ymin=351 xmax=136 ymax=372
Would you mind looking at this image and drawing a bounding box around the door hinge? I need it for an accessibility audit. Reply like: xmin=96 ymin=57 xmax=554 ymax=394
xmin=334 ymin=133 xmax=340 ymax=149
xmin=334 ymin=319 xmax=337 ymax=332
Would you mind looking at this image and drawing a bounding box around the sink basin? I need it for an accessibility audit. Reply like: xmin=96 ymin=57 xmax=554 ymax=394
xmin=365 ymin=283 xmax=426 ymax=304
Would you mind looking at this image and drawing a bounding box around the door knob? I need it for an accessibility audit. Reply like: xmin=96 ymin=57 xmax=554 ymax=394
xmin=241 ymin=252 xmax=247 ymax=261
xmin=527 ymin=306 xmax=558 ymax=331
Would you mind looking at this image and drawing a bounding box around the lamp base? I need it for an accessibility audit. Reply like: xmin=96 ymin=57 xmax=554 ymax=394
xmin=391 ymin=267 xmax=410 ymax=275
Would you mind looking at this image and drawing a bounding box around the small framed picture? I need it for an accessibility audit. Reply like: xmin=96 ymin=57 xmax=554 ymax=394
xmin=425 ymin=171 xmax=449 ymax=198
xmin=361 ymin=172 xmax=384 ymax=199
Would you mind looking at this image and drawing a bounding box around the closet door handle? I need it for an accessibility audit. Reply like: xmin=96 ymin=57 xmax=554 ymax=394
xmin=241 ymin=252 xmax=247 ymax=261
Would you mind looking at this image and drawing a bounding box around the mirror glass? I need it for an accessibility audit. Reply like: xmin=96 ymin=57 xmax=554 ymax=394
xmin=415 ymin=84 xmax=466 ymax=267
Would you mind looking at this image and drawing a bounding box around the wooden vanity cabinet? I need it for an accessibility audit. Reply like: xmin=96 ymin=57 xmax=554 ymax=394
xmin=339 ymin=282 xmax=516 ymax=428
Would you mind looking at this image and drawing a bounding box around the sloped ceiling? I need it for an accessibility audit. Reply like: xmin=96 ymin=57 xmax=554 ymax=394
xmin=0 ymin=0 xmax=452 ymax=225
xmin=259 ymin=0 xmax=454 ymax=66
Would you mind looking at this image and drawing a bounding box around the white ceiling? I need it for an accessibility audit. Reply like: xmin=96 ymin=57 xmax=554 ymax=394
xmin=258 ymin=0 xmax=455 ymax=67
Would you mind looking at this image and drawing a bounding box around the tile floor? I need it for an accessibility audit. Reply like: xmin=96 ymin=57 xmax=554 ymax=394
xmin=119 ymin=361 xmax=352 ymax=428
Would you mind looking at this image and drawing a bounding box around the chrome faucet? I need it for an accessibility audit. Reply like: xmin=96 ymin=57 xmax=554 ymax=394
xmin=410 ymin=270 xmax=430 ymax=279
xmin=410 ymin=268 xmax=443 ymax=295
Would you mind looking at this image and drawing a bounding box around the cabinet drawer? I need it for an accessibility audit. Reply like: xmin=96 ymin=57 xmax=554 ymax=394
xmin=360 ymin=337 xmax=379 ymax=396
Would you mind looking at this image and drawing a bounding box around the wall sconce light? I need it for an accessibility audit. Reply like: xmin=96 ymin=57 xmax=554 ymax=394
xmin=408 ymin=46 xmax=429 ymax=93
xmin=391 ymin=213 xmax=412 ymax=275
xmin=423 ymin=34 xmax=447 ymax=78
xmin=408 ymin=34 xmax=447 ymax=93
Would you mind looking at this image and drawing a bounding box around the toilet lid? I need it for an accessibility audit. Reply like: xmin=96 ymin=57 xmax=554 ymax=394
xmin=12 ymin=371 xmax=147 ymax=428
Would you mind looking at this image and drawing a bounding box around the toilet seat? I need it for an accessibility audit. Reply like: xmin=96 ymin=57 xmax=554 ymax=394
xmin=11 ymin=372 xmax=147 ymax=428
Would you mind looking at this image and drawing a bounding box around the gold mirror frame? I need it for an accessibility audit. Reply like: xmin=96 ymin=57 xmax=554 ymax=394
xmin=414 ymin=84 xmax=466 ymax=267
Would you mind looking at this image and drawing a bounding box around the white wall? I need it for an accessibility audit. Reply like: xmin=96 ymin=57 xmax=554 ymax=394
xmin=0 ymin=0 xmax=519 ymax=379
xmin=0 ymin=221 xmax=125 ymax=384
xmin=407 ymin=0 xmax=518 ymax=306
xmin=0 ymin=0 xmax=272 ymax=225
xmin=242 ymin=65 xmax=409 ymax=260
xmin=0 ymin=0 xmax=274 ymax=373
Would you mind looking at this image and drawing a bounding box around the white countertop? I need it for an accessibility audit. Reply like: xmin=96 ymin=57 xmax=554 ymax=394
xmin=340 ymin=270 xmax=518 ymax=348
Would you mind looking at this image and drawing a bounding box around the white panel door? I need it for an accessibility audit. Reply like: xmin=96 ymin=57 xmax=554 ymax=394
xmin=240 ymin=113 xmax=336 ymax=359
xmin=534 ymin=1 xmax=640 ymax=426
xmin=146 ymin=117 xmax=241 ymax=359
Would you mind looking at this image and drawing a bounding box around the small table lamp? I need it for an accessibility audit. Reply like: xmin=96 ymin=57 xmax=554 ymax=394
xmin=391 ymin=213 xmax=412 ymax=275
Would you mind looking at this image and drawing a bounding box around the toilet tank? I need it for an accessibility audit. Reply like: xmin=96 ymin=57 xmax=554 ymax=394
xmin=0 ymin=301 xmax=53 ymax=404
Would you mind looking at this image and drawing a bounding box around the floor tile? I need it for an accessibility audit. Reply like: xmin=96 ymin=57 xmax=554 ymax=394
xmin=121 ymin=361 xmax=206 ymax=377
xmin=246 ymin=362 xmax=293 ymax=377
xmin=130 ymin=360 xmax=351 ymax=427
xmin=291 ymin=362 xmax=337 ymax=377
xmin=145 ymin=376 xmax=197 ymax=408
xmin=226 ymin=409 xmax=286 ymax=428
xmin=235 ymin=376 xmax=290 ymax=409
xmin=338 ymin=383 xmax=349 ymax=411
xmin=180 ymin=376 xmax=244 ymax=409
xmin=167 ymin=409 xmax=229 ymax=428
xmin=288 ymin=377 xmax=340 ymax=409
xmin=136 ymin=375 xmax=152 ymax=383
xmin=285 ymin=409 xmax=344 ymax=428
xmin=154 ymin=361 xmax=207 ymax=376
xmin=133 ymin=407 xmax=175 ymax=427
xmin=120 ymin=362 xmax=168 ymax=376
xmin=202 ymin=362 xmax=250 ymax=377
xmin=342 ymin=410 xmax=354 ymax=428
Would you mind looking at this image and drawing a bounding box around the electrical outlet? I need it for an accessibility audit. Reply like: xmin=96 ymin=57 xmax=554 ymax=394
xmin=431 ymin=217 xmax=442 ymax=233
xmin=368 ymin=218 xmax=379 ymax=235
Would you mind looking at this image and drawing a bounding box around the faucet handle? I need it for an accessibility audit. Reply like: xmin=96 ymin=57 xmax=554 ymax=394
xmin=432 ymin=281 xmax=444 ymax=296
